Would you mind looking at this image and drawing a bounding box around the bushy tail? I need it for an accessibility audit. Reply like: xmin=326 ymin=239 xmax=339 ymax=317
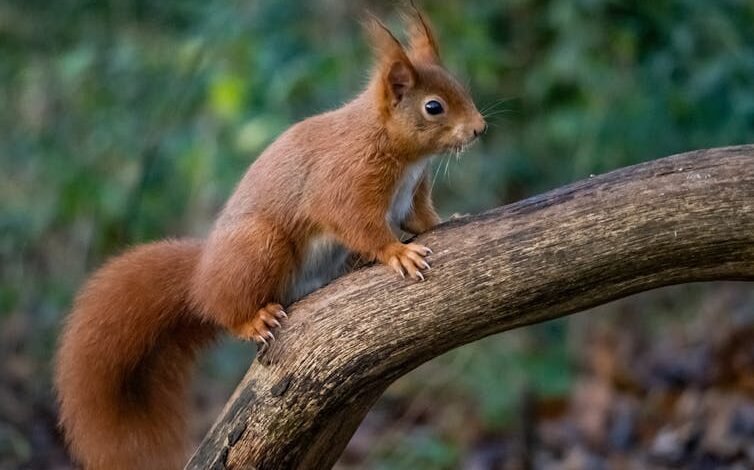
xmin=55 ymin=239 xmax=217 ymax=470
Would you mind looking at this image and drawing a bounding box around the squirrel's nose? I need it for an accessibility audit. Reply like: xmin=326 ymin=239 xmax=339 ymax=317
xmin=473 ymin=123 xmax=487 ymax=137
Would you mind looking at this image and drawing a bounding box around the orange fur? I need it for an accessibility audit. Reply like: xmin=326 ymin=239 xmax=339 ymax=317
xmin=55 ymin=240 xmax=216 ymax=469
xmin=55 ymin=5 xmax=485 ymax=469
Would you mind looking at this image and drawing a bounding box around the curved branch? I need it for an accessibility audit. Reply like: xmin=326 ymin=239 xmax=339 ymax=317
xmin=187 ymin=145 xmax=754 ymax=470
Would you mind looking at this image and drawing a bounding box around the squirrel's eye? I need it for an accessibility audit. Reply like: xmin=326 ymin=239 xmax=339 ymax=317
xmin=424 ymin=100 xmax=444 ymax=116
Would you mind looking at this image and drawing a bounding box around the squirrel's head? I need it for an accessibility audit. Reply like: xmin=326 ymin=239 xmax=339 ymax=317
xmin=365 ymin=4 xmax=486 ymax=157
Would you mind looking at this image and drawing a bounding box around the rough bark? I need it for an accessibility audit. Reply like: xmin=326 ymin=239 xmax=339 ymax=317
xmin=187 ymin=145 xmax=754 ymax=470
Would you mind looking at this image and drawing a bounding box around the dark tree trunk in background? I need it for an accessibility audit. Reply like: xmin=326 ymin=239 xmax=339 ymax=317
xmin=187 ymin=145 xmax=754 ymax=470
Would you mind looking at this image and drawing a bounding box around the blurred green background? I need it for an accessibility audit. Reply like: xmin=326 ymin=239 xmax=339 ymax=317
xmin=1 ymin=0 xmax=753 ymax=468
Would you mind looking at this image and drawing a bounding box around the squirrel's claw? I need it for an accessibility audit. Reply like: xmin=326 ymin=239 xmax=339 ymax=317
xmin=389 ymin=257 xmax=406 ymax=278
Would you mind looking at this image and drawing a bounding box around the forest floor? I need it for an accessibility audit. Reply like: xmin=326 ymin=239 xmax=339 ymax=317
xmin=338 ymin=284 xmax=754 ymax=470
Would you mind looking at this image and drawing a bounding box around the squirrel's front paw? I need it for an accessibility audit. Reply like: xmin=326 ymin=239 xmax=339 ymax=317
xmin=232 ymin=303 xmax=287 ymax=345
xmin=379 ymin=242 xmax=432 ymax=281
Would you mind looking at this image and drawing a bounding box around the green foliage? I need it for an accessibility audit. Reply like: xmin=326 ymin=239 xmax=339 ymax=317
xmin=374 ymin=430 xmax=459 ymax=470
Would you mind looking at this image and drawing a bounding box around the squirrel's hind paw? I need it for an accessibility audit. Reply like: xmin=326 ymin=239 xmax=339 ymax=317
xmin=233 ymin=303 xmax=287 ymax=345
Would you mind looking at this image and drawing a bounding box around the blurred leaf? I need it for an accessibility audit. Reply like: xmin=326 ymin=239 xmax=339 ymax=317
xmin=209 ymin=72 xmax=246 ymax=120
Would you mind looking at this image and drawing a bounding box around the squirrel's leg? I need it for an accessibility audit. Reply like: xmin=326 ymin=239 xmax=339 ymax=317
xmin=191 ymin=218 xmax=291 ymax=343
xmin=401 ymin=173 xmax=441 ymax=235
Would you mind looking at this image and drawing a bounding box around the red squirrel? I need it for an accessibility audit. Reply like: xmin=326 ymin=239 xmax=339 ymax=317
xmin=55 ymin=5 xmax=485 ymax=469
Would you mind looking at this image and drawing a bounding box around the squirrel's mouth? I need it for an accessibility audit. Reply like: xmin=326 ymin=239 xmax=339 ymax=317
xmin=447 ymin=135 xmax=479 ymax=156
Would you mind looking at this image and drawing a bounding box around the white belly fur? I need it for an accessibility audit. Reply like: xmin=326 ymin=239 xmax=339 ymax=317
xmin=389 ymin=160 xmax=428 ymax=229
xmin=283 ymin=234 xmax=349 ymax=305
xmin=283 ymin=160 xmax=428 ymax=305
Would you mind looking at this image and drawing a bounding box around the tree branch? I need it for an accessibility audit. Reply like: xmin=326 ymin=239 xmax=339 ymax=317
xmin=187 ymin=145 xmax=754 ymax=470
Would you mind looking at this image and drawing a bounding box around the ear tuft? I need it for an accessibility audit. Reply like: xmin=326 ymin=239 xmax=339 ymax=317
xmin=363 ymin=13 xmax=416 ymax=106
xmin=363 ymin=13 xmax=404 ymax=63
xmin=403 ymin=0 xmax=440 ymax=65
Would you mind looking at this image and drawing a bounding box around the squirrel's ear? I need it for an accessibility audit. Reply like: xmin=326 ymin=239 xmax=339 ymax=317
xmin=364 ymin=14 xmax=416 ymax=106
xmin=404 ymin=1 xmax=440 ymax=65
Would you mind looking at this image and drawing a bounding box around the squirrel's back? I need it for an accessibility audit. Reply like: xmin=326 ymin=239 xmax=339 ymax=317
xmin=218 ymin=94 xmax=382 ymax=226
